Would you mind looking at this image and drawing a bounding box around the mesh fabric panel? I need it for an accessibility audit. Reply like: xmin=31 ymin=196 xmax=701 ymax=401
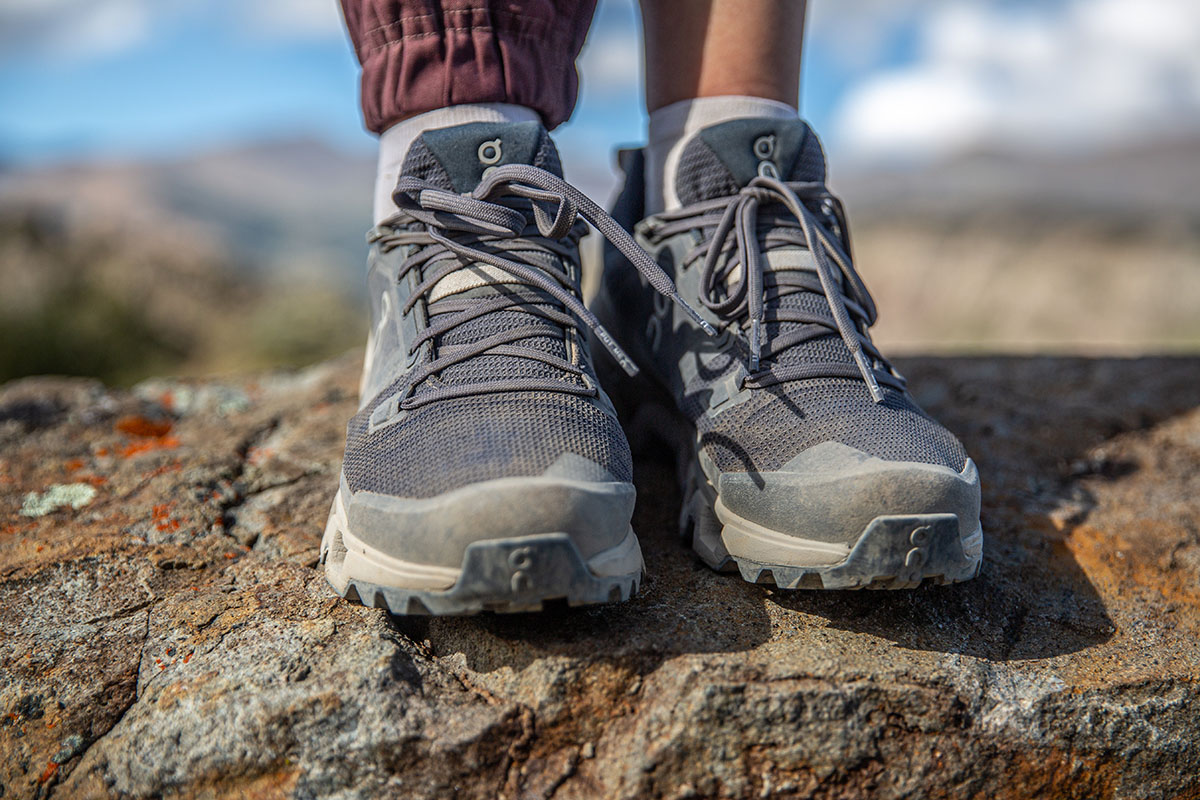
xmin=675 ymin=120 xmax=828 ymax=206
xmin=344 ymin=390 xmax=632 ymax=498
xmin=401 ymin=138 xmax=453 ymax=189
xmin=681 ymin=368 xmax=968 ymax=473
xmin=675 ymin=144 xmax=740 ymax=207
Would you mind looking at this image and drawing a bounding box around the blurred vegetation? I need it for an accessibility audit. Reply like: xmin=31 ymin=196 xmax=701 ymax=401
xmin=0 ymin=211 xmax=363 ymax=386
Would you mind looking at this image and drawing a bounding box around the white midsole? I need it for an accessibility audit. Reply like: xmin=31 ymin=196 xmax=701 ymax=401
xmin=704 ymin=472 xmax=982 ymax=570
xmin=323 ymin=488 xmax=643 ymax=592
xmin=324 ymin=489 xmax=460 ymax=591
xmin=713 ymin=496 xmax=852 ymax=567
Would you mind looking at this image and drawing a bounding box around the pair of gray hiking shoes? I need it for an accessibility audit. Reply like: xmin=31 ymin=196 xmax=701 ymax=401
xmin=320 ymin=119 xmax=982 ymax=615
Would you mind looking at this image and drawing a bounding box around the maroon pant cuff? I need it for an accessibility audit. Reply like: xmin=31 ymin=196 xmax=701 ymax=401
xmin=341 ymin=0 xmax=598 ymax=134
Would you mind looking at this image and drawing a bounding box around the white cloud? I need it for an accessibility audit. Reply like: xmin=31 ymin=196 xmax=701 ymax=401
xmin=832 ymin=0 xmax=1200 ymax=162
xmin=236 ymin=0 xmax=345 ymax=40
xmin=578 ymin=29 xmax=640 ymax=94
xmin=808 ymin=0 xmax=948 ymax=73
xmin=0 ymin=0 xmax=152 ymax=60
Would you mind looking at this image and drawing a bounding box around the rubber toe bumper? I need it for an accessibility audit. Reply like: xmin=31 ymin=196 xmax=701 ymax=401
xmin=683 ymin=442 xmax=983 ymax=589
xmin=321 ymin=473 xmax=644 ymax=614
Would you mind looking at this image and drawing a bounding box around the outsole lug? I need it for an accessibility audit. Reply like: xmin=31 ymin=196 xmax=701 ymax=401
xmin=717 ymin=555 xmax=981 ymax=592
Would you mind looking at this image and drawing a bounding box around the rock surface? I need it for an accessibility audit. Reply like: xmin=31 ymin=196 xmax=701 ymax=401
xmin=1 ymin=353 xmax=1198 ymax=799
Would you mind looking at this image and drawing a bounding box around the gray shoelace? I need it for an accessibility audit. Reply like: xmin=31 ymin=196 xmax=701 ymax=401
xmin=375 ymin=163 xmax=714 ymax=409
xmin=640 ymin=176 xmax=904 ymax=403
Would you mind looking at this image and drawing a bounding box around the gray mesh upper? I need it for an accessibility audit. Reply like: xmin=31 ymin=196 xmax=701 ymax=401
xmin=344 ymin=122 xmax=631 ymax=499
xmin=343 ymin=389 xmax=631 ymax=498
xmin=663 ymin=120 xmax=968 ymax=473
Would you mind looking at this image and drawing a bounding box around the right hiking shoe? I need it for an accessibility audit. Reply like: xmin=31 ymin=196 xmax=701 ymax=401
xmin=322 ymin=121 xmax=702 ymax=614
xmin=594 ymin=118 xmax=982 ymax=590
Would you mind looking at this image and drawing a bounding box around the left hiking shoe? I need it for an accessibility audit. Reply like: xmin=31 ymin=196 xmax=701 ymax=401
xmin=322 ymin=121 xmax=703 ymax=614
xmin=594 ymin=118 xmax=982 ymax=590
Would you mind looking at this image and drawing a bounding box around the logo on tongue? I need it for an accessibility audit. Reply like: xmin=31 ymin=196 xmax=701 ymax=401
xmin=753 ymin=135 xmax=780 ymax=179
xmin=478 ymin=138 xmax=502 ymax=178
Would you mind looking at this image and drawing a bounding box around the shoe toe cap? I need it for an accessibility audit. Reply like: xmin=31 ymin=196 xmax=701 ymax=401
xmin=715 ymin=441 xmax=981 ymax=545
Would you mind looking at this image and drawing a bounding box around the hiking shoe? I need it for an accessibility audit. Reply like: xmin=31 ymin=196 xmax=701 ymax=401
xmin=594 ymin=118 xmax=982 ymax=589
xmin=322 ymin=121 xmax=703 ymax=614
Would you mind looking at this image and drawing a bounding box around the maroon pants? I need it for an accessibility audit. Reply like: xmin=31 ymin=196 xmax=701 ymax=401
xmin=341 ymin=0 xmax=598 ymax=134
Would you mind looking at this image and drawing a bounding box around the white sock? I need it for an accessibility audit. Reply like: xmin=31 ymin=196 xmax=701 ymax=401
xmin=373 ymin=103 xmax=541 ymax=224
xmin=644 ymin=95 xmax=798 ymax=215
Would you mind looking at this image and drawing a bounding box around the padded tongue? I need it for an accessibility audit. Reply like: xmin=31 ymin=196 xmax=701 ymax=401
xmin=674 ymin=119 xmax=859 ymax=374
xmin=394 ymin=121 xmax=582 ymax=392
xmin=675 ymin=118 xmax=827 ymax=206
xmin=401 ymin=120 xmax=563 ymax=193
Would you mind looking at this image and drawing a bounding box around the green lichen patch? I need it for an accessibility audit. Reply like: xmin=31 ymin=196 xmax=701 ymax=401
xmin=19 ymin=483 xmax=99 ymax=517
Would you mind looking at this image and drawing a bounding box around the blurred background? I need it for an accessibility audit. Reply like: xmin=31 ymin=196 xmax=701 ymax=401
xmin=1 ymin=0 xmax=1198 ymax=386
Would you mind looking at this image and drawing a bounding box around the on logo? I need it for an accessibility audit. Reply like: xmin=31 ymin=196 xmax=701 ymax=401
xmin=508 ymin=546 xmax=534 ymax=592
xmin=479 ymin=138 xmax=502 ymax=178
xmin=753 ymin=134 xmax=779 ymax=179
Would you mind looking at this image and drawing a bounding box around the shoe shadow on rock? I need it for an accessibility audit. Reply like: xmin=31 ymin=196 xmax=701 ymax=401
xmin=766 ymin=354 xmax=1200 ymax=662
xmin=390 ymin=356 xmax=1199 ymax=670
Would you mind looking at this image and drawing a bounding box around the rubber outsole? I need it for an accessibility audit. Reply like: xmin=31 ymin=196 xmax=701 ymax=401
xmin=321 ymin=493 xmax=644 ymax=615
xmin=680 ymin=460 xmax=983 ymax=590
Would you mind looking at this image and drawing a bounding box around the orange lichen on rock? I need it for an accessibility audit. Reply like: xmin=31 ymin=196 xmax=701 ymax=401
xmin=120 ymin=436 xmax=180 ymax=458
xmin=38 ymin=762 xmax=58 ymax=784
xmin=151 ymin=504 xmax=181 ymax=532
xmin=1068 ymin=522 xmax=1200 ymax=617
xmin=115 ymin=415 xmax=174 ymax=438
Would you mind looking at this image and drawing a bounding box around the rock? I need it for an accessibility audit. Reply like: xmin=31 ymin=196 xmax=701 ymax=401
xmin=1 ymin=353 xmax=1198 ymax=800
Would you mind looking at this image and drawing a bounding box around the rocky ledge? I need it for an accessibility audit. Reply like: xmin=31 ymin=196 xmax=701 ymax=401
xmin=1 ymin=353 xmax=1198 ymax=799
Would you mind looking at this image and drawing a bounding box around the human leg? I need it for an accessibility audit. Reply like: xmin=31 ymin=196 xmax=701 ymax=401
xmin=325 ymin=1 xmax=686 ymax=614
xmin=591 ymin=0 xmax=983 ymax=589
xmin=340 ymin=0 xmax=598 ymax=222
xmin=641 ymin=0 xmax=806 ymax=113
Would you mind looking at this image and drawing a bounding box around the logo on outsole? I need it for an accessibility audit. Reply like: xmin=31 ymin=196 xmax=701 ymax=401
xmin=904 ymin=525 xmax=931 ymax=569
xmin=508 ymin=547 xmax=534 ymax=592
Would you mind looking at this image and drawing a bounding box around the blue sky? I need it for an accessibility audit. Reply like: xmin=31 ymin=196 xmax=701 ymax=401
xmin=2 ymin=0 xmax=1198 ymax=169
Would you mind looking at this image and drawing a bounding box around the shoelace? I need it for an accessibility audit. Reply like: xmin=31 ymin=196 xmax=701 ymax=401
xmin=375 ymin=163 xmax=714 ymax=409
xmin=640 ymin=175 xmax=905 ymax=403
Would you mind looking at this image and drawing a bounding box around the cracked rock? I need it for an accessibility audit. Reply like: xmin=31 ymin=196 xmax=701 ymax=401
xmin=1 ymin=353 xmax=1198 ymax=799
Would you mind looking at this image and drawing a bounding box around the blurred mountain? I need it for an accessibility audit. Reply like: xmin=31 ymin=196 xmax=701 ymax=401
xmin=832 ymin=135 xmax=1200 ymax=221
xmin=828 ymin=137 xmax=1200 ymax=354
xmin=3 ymin=134 xmax=1198 ymax=281
xmin=0 ymin=134 xmax=1197 ymax=387
xmin=0 ymin=139 xmax=375 ymax=286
